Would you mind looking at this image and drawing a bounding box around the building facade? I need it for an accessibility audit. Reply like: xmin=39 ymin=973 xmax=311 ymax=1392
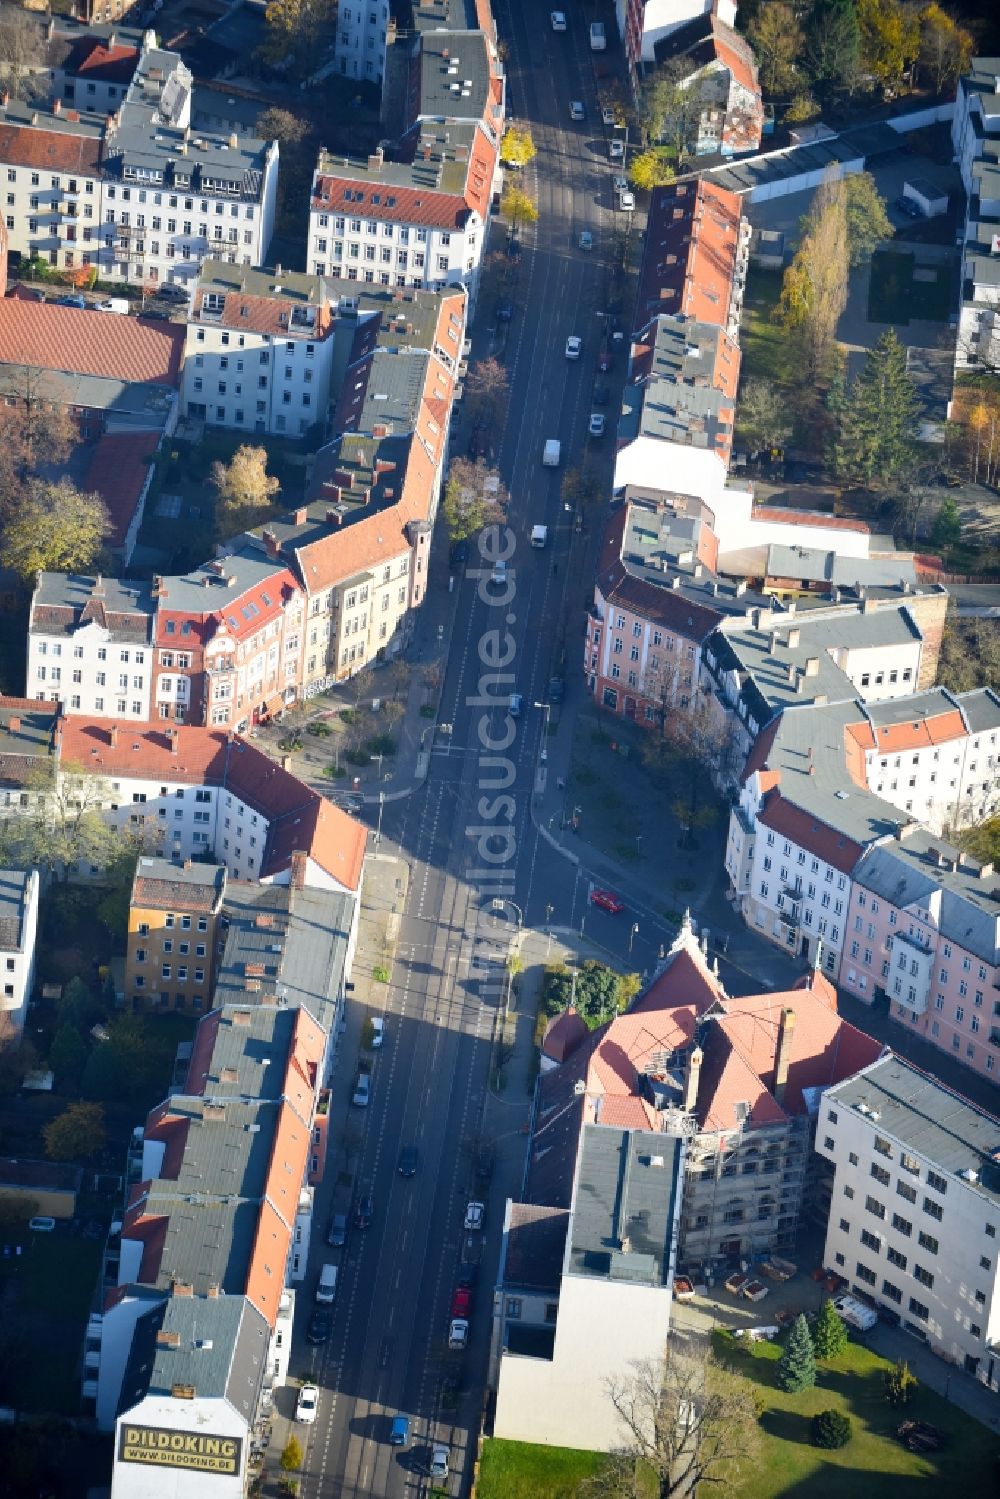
xmin=334 ymin=0 xmax=390 ymax=86
xmin=27 ymin=575 xmax=155 ymax=720
xmin=124 ymin=857 xmax=226 ymax=1015
xmin=0 ymin=869 xmax=40 ymax=1042
xmin=817 ymin=1055 xmax=1000 ymax=1388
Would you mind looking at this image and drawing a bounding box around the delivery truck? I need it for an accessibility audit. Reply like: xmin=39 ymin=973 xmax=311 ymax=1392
xmin=542 ymin=439 xmax=561 ymax=466
xmin=530 ymin=525 xmax=548 ymax=547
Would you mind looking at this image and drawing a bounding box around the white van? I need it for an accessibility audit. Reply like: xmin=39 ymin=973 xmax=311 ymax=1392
xmin=316 ymin=1263 xmax=338 ymax=1304
xmin=590 ymin=21 xmax=606 ymax=49
xmin=542 ymin=439 xmax=561 ymax=466
xmin=530 ymin=525 xmax=548 ymax=547
xmin=94 ymin=298 xmax=130 ymax=315
xmin=491 ymin=558 xmax=507 ymax=586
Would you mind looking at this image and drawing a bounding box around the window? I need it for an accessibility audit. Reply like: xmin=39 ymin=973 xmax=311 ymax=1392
xmin=926 ymin=1170 xmax=947 ymax=1195
xmin=882 ymin=1280 xmax=902 ymax=1304
xmin=918 ymin=1231 xmax=939 ymax=1255
xmin=891 ymin=1213 xmax=912 ymax=1236
xmin=897 ymin=1179 xmax=917 ymax=1204
xmin=874 ymin=1136 xmax=892 ymax=1158
xmin=908 ymin=1297 xmax=929 ymax=1321
xmin=913 ymin=1265 xmax=934 ymax=1289
xmin=856 ymin=1262 xmax=877 ymax=1287
xmin=899 ymin=1152 xmax=920 ymax=1176
xmin=887 ymin=1246 xmax=907 ymax=1269
xmin=860 ymin=1228 xmax=881 ymax=1252
xmin=865 ymin=1195 xmax=885 ymax=1220
xmin=871 ymin=1163 xmax=890 ymax=1186
xmin=922 ymin=1197 xmax=943 ymax=1222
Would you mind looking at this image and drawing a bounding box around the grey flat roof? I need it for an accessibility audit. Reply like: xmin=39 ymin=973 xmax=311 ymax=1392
xmin=503 ymin=1204 xmax=570 ymax=1293
xmin=119 ymin=1293 xmax=269 ymax=1422
xmin=32 ymin=572 xmax=154 ymax=621
xmin=418 ymin=30 xmax=492 ymax=122
xmin=0 ymin=870 xmax=31 ymax=952
xmin=155 ymin=549 xmax=293 ymax=616
xmin=828 ymin=1055 xmax=1000 ymax=1206
xmin=567 ymin=1125 xmax=681 ymax=1287
xmin=0 ymin=365 xmax=175 ymax=423
xmin=852 ymin=828 xmax=1000 ymax=964
xmin=766 ymin=544 xmax=919 ymax=591
xmin=214 ymin=881 xmax=352 ymax=1036
xmin=958 ymin=687 xmax=1000 ymax=734
xmin=864 ymin=687 xmax=959 ymax=729
xmin=190 ymin=1004 xmax=303 ymax=1104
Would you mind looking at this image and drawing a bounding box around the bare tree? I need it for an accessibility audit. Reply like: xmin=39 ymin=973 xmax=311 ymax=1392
xmin=590 ymin=1348 xmax=761 ymax=1499
xmin=0 ymin=8 xmax=43 ymax=97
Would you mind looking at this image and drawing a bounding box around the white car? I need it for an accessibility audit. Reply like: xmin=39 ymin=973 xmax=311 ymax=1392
xmin=602 ymin=105 xmax=616 ymax=126
xmin=296 ymin=1384 xmax=319 ymax=1424
xmin=589 ymin=413 xmax=606 ymax=438
xmin=565 ymin=335 xmax=582 ymax=360
xmin=352 ymin=1071 xmax=371 ymax=1107
xmin=569 ymin=100 xmax=585 ymax=121
xmin=448 ymin=1318 xmax=469 ymax=1349
xmin=609 ymin=140 xmax=625 ymax=161
xmin=618 ymin=190 xmax=636 ymax=212
xmin=430 ymin=1444 xmax=450 ymax=1480
xmin=464 ymin=1200 xmax=485 ymax=1230
xmin=612 ymin=173 xmax=628 ymax=195
xmin=370 ymin=1016 xmax=385 ymax=1049
xmin=551 ymin=9 xmax=567 ymax=29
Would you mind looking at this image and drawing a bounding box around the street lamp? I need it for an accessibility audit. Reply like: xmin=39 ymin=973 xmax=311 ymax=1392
xmin=373 ymin=790 xmax=385 ymax=847
xmin=635 ymin=833 xmax=642 ymax=858
xmin=533 ymin=700 xmax=551 ymax=751
xmin=491 ymin=897 xmax=524 ymax=1024
xmin=629 ymin=922 xmax=639 ymax=954
xmin=545 ymin=902 xmax=554 ymax=956
xmin=370 ymin=751 xmax=384 ymax=779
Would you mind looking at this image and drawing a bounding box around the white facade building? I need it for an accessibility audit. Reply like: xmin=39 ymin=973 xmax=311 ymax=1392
xmin=27 ymin=576 xmax=155 ymax=720
xmin=0 ymin=869 xmax=40 ymax=1042
xmin=334 ymin=0 xmax=390 ymax=86
xmin=817 ymin=1055 xmax=1000 ymax=1388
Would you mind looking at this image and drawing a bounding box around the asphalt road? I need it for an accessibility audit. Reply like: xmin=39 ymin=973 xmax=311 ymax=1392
xmin=292 ymin=6 xmax=651 ymax=1496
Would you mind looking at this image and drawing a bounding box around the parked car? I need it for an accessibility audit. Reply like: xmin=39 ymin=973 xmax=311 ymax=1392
xmin=609 ymin=140 xmax=624 ymax=161
xmin=476 ymin=1141 xmax=495 ymax=1182
xmin=612 ymin=173 xmax=628 ymax=195
xmin=397 ymin=1144 xmax=418 ymax=1177
xmin=548 ymin=676 xmax=565 ymax=703
xmin=326 ymin=1212 xmax=348 ymax=1248
xmin=464 ymin=1200 xmax=485 ymax=1231
xmin=602 ymin=105 xmax=616 ymax=126
xmin=448 ymin=1318 xmax=469 ymax=1349
xmin=589 ymin=888 xmax=624 ymax=914
xmin=578 ymin=229 xmax=593 ymax=250
xmin=429 ymin=1444 xmax=450 ymax=1480
xmin=569 ymin=100 xmax=585 ymax=121
xmin=159 ymin=283 xmax=190 ymax=301
xmin=550 ymin=9 xmax=567 ymax=29
xmin=589 ymin=412 xmax=606 ymax=437
xmin=593 ymin=381 xmax=610 ymax=406
xmin=354 ymin=1190 xmax=375 ymax=1229
xmin=307 ymin=1308 xmax=332 ymax=1344
xmin=565 ymin=335 xmax=582 ymax=359
xmin=389 ymin=1414 xmax=411 ymax=1447
xmin=369 ymin=1015 xmax=385 ymax=1048
xmin=495 ymin=298 xmax=513 ymax=322
xmin=618 ymin=190 xmax=636 ymax=212
xmin=450 ymin=1286 xmax=472 ymax=1318
xmin=352 ymin=1071 xmax=371 ymax=1107
xmin=295 ymin=1384 xmax=319 ymax=1423
xmin=55 ymin=293 xmax=85 ymax=308
xmin=139 ymin=308 xmax=170 ymax=320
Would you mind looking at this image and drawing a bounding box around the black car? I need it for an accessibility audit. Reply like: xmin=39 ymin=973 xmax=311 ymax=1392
xmin=139 ymin=308 xmax=170 ymax=320
xmin=307 ymin=1308 xmax=332 ymax=1344
xmin=354 ymin=1191 xmax=375 ymax=1229
xmin=159 ymin=283 xmax=190 ymax=301
xmin=495 ymin=299 xmax=513 ymax=322
xmin=593 ymin=381 xmax=610 ymax=406
xmin=457 ymin=1261 xmax=480 ymax=1290
xmin=398 ymin=1145 xmax=419 ymax=1177
xmin=450 ymin=539 xmax=468 ymax=571
xmin=326 ymin=1211 xmax=348 ymax=1248
xmin=476 ymin=1142 xmax=495 ymax=1182
xmin=548 ymin=676 xmax=565 ymax=705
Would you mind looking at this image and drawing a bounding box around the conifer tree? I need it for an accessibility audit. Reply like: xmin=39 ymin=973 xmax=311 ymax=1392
xmin=812 ymin=1298 xmax=848 ymax=1359
xmin=777 ymin=1312 xmax=817 ymax=1392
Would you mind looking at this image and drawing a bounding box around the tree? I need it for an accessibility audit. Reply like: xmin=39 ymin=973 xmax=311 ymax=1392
xmin=500 ymin=124 xmax=536 ymax=169
xmin=0 ymin=762 xmax=119 ymax=879
xmin=48 ymin=1024 xmax=88 ymax=1091
xmin=615 ymin=972 xmax=642 ymax=1010
xmin=257 ymin=108 xmax=314 ymax=239
xmin=804 ymin=0 xmax=862 ymax=97
xmin=212 ymin=444 xmax=281 ymax=540
xmin=937 ymin=609 xmax=1000 ymax=696
xmin=831 ymin=329 xmax=919 ymax=488
xmin=918 ymin=4 xmax=972 ymax=93
xmin=0 ymin=8 xmax=43 ymax=96
xmin=884 ymin=1358 xmax=918 ymax=1406
xmin=777 ymin=1313 xmax=816 ymax=1392
xmin=280 ymin=1435 xmax=303 ymax=1471
xmin=43 ymin=1101 xmax=106 ymax=1162
xmin=62 ymin=264 xmax=98 ymax=291
xmin=591 ymin=1349 xmax=761 ymax=1499
xmin=57 ymin=976 xmax=100 ymax=1032
xmin=637 ymin=59 xmax=712 ymax=159
xmin=777 ymin=176 xmax=849 ymax=383
xmin=628 ymin=150 xmax=676 ymax=192
xmin=261 ymin=0 xmax=333 ymax=70
xmin=812 ymin=1299 xmax=849 ymax=1359
xmin=931 ymin=494 xmax=962 ymax=552
xmin=811 ymin=1409 xmax=852 ymax=1448
xmin=857 ymin=0 xmax=920 ymax=93
xmin=442 ymin=457 xmax=508 ymax=544
xmin=843 ymin=173 xmax=893 ymax=266
xmin=500 ymin=183 xmax=538 ymax=232
xmin=748 ymin=3 xmax=805 ymax=96
xmin=465 ymin=357 xmax=509 ymax=430
xmin=1 ymin=477 xmax=109 ymax=580
xmin=736 ymin=377 xmax=793 ymax=454
xmin=0 ymin=367 xmax=78 ymax=494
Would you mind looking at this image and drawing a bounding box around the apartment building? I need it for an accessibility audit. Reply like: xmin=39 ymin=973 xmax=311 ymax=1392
xmin=123 ymin=856 xmax=226 ymax=1015
xmin=27 ymin=575 xmax=155 ymax=720
xmin=48 ymin=27 xmax=142 ymax=115
xmin=0 ymin=869 xmax=40 ymax=1042
xmin=150 ymin=553 xmax=304 ymax=730
xmin=618 ymin=0 xmax=737 ymax=89
xmin=624 ymin=312 xmax=742 ymax=468
xmin=817 ymin=1055 xmax=1000 ymax=1388
xmin=99 ymin=45 xmax=278 ymax=288
xmin=651 ymin=12 xmax=764 ymax=156
xmin=334 ymin=0 xmax=390 ymax=86
xmin=632 ymin=178 xmax=750 ymax=342
xmin=840 ymin=828 xmax=1000 ymax=1084
xmin=182 ymin=262 xmax=337 ymax=438
xmin=951 ymin=57 xmax=1000 ymax=371
xmin=0 ymin=100 xmax=105 ymax=270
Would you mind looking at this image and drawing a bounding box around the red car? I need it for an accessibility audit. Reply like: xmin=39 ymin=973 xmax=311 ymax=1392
xmin=589 ymin=889 xmax=624 ymax=915
xmin=450 ymin=1287 xmax=472 ymax=1319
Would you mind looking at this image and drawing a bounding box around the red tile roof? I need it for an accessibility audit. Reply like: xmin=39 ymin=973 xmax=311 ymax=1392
xmin=596 ymin=506 xmax=726 ymax=644
xmin=82 ymin=431 xmax=159 ymax=547
xmin=312 ymin=175 xmax=471 ymax=230
xmin=753 ymin=507 xmax=871 ymax=535
xmin=68 ymin=38 xmax=139 ymax=81
xmin=0 ymin=302 xmax=183 ymax=386
xmin=192 ymin=288 xmax=333 ymax=340
xmin=757 ymin=789 xmax=864 ymax=875
xmin=0 ymin=121 xmax=102 ymax=176
xmin=634 ymin=179 xmax=743 ymax=335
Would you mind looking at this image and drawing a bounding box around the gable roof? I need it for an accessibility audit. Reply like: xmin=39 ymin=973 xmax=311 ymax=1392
xmin=634 ymin=178 xmax=744 ymax=335
xmin=82 ymin=431 xmax=160 ymax=548
xmin=0 ymin=302 xmax=183 ymax=387
xmin=0 ymin=120 xmax=103 ymax=176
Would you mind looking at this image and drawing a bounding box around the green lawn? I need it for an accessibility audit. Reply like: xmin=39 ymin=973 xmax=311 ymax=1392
xmin=0 ymin=1235 xmax=103 ymax=1413
xmin=477 ymin=1439 xmax=604 ymax=1498
xmin=738 ymin=266 xmax=789 ymax=384
xmin=867 ymin=249 xmax=954 ymax=326
xmin=718 ymin=1331 xmax=1000 ymax=1498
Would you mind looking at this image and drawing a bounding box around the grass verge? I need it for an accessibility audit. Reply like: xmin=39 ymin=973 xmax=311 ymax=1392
xmin=477 ymin=1438 xmax=604 ymax=1498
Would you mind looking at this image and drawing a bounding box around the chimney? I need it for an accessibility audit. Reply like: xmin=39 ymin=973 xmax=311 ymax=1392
xmin=262 ymin=528 xmax=280 ymax=559
xmin=774 ymin=1007 xmax=796 ymax=1106
xmin=229 ymin=132 xmax=238 ymax=149
xmin=290 ymin=851 xmax=308 ymax=890
xmin=293 ymin=506 xmax=308 ymax=525
xmin=274 ymin=262 xmax=283 ymax=277
xmin=787 ymin=661 xmax=797 ymax=684
xmin=52 ymin=98 xmax=62 ymax=116
xmin=735 ymin=579 xmax=747 ymax=596
xmin=109 ymin=724 xmax=118 ymax=747
xmin=368 ymin=147 xmax=384 ymax=170
xmin=167 ymin=727 xmax=179 ymax=753
xmin=280 ymin=754 xmax=293 ymax=771
xmin=7 ymin=717 xmax=20 ymax=733
xmin=683 ymin=1045 xmax=702 ymax=1113
xmin=787 ymin=628 xmax=800 ymax=649
xmin=804 ymin=656 xmax=820 ymax=677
